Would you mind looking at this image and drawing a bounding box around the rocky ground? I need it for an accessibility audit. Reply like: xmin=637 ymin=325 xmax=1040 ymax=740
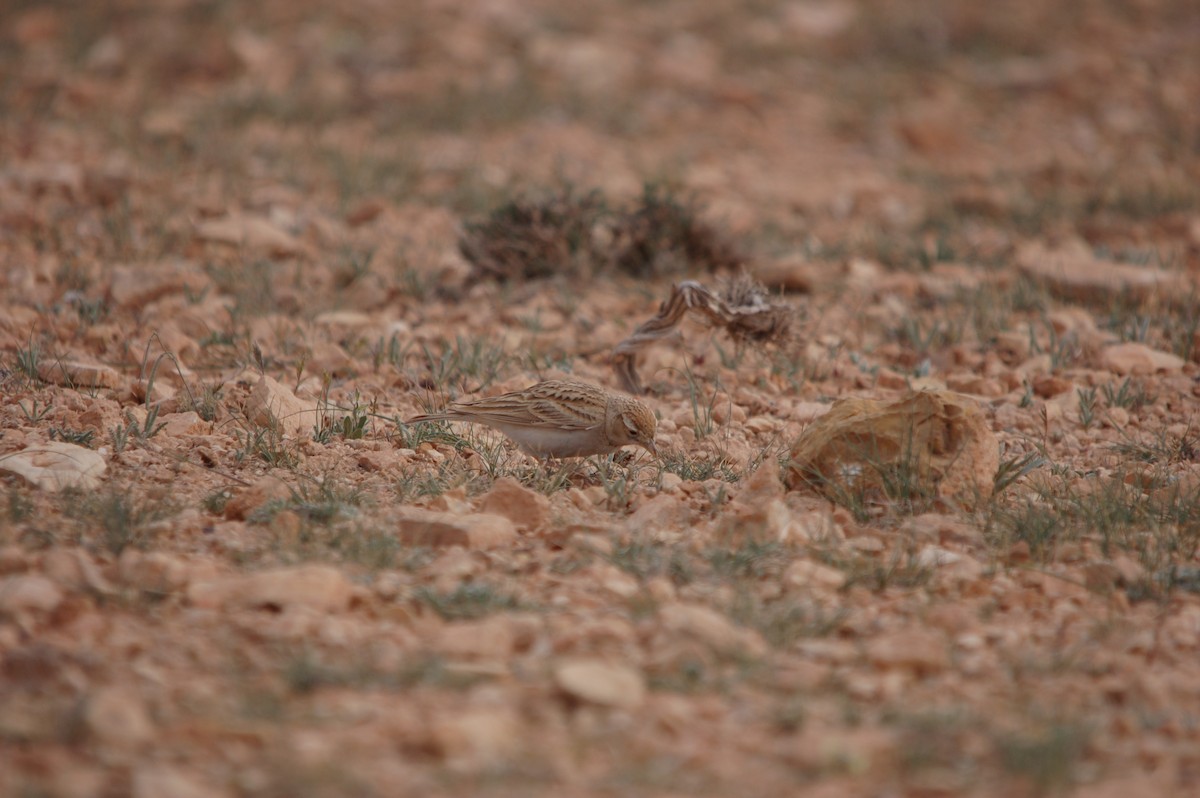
xmin=2 ymin=1 xmax=1200 ymax=796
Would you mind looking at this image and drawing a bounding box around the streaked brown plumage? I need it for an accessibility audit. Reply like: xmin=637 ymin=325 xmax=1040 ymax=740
xmin=407 ymin=379 xmax=657 ymax=459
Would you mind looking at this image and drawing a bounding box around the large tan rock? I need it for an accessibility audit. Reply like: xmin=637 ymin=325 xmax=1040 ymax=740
xmin=395 ymin=507 xmax=517 ymax=548
xmin=0 ymin=441 xmax=107 ymax=492
xmin=187 ymin=564 xmax=353 ymax=612
xmin=785 ymin=391 xmax=999 ymax=509
xmin=37 ymin=359 xmax=123 ymax=389
xmin=245 ymin=375 xmax=319 ymax=437
xmin=478 ymin=477 xmax=551 ymax=532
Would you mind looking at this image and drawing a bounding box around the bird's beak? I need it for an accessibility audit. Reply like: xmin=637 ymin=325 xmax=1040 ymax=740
xmin=643 ymin=439 xmax=658 ymax=457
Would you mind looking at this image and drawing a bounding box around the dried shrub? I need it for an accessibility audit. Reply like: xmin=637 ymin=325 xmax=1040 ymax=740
xmin=459 ymin=183 xmax=745 ymax=283
xmin=458 ymin=187 xmax=609 ymax=282
xmin=609 ymin=183 xmax=745 ymax=277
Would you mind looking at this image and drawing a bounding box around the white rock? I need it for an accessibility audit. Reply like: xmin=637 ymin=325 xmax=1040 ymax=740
xmin=553 ymin=658 xmax=646 ymax=709
xmin=0 ymin=574 xmax=64 ymax=614
xmin=0 ymin=442 xmax=107 ymax=492
xmin=784 ymin=559 xmax=846 ymax=591
xmin=915 ymin=545 xmax=964 ymax=569
xmin=478 ymin=477 xmax=550 ymax=532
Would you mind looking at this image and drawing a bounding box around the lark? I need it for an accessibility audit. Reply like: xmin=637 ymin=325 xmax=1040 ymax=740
xmin=407 ymin=379 xmax=657 ymax=459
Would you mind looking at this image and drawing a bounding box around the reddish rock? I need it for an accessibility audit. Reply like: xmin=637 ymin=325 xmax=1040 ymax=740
xmin=244 ymin=376 xmax=320 ymax=437
xmin=479 ymin=477 xmax=551 ymax=533
xmin=223 ymin=475 xmax=291 ymax=521
xmin=395 ymin=507 xmax=517 ymax=548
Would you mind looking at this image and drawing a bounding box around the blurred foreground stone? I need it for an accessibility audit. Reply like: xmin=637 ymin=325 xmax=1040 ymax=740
xmin=395 ymin=507 xmax=518 ymax=548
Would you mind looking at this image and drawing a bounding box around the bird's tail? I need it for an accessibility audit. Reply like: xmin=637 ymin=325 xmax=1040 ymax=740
xmin=404 ymin=413 xmax=452 ymax=425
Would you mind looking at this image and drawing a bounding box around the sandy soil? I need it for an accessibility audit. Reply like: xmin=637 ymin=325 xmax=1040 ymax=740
xmin=2 ymin=1 xmax=1200 ymax=796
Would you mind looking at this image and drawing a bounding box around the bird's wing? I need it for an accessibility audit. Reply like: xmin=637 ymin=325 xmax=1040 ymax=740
xmin=453 ymin=399 xmax=598 ymax=429
xmin=412 ymin=381 xmax=607 ymax=430
xmin=524 ymin=395 xmax=602 ymax=429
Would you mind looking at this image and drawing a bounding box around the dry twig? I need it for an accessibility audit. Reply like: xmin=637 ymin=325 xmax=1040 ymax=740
xmin=612 ymin=276 xmax=795 ymax=394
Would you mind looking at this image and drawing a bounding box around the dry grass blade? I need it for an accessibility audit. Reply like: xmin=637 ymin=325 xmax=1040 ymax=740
xmin=612 ymin=276 xmax=796 ymax=393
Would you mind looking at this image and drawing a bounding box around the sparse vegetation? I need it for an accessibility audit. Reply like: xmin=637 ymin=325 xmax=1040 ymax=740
xmin=0 ymin=0 xmax=1195 ymax=794
xmin=64 ymin=487 xmax=175 ymax=556
xmin=233 ymin=422 xmax=301 ymax=469
xmin=413 ymin=583 xmax=526 ymax=620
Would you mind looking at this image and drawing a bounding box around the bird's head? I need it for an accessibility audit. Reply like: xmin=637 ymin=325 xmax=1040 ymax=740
xmin=609 ymin=395 xmax=658 ymax=456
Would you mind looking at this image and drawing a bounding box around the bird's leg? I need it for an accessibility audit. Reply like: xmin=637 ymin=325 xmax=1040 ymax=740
xmin=558 ymin=458 xmax=583 ymax=489
xmin=534 ymin=456 xmax=581 ymax=490
xmin=585 ymin=453 xmax=617 ymax=484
